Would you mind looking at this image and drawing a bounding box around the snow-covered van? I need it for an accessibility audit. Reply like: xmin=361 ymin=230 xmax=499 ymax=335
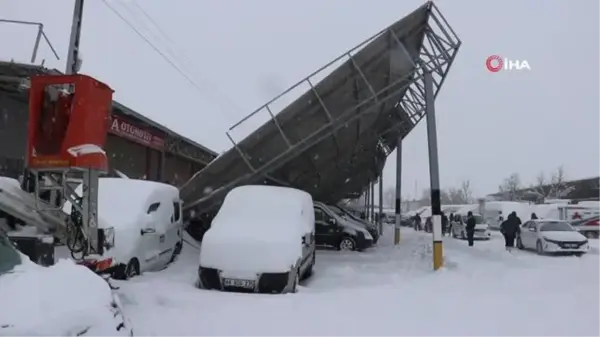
xmin=197 ymin=185 xmax=315 ymax=294
xmin=65 ymin=178 xmax=184 ymax=279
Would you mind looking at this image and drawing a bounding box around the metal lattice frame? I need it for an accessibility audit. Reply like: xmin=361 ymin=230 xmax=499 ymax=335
xmin=182 ymin=1 xmax=461 ymax=214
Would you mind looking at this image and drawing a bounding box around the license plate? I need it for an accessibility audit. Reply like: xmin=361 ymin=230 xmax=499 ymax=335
xmin=564 ymin=244 xmax=578 ymax=249
xmin=222 ymin=278 xmax=255 ymax=289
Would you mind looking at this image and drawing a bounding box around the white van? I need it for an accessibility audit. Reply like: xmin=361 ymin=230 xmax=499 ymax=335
xmin=65 ymin=178 xmax=184 ymax=279
xmin=197 ymin=185 xmax=315 ymax=294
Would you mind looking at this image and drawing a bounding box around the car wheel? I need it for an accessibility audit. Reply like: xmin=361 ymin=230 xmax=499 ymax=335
xmin=536 ymin=240 xmax=544 ymax=255
xmin=584 ymin=231 xmax=598 ymax=239
xmin=517 ymin=237 xmax=524 ymax=250
xmin=169 ymin=242 xmax=183 ymax=263
xmin=290 ymin=270 xmax=300 ymax=293
xmin=113 ymin=258 xmax=140 ymax=280
xmin=338 ymin=237 xmax=356 ymax=251
xmin=302 ymin=253 xmax=315 ymax=279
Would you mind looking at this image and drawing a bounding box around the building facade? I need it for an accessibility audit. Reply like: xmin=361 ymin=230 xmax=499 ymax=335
xmin=0 ymin=61 xmax=217 ymax=186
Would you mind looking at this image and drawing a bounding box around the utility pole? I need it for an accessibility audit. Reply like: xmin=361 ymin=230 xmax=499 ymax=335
xmin=66 ymin=0 xmax=102 ymax=256
xmin=66 ymin=0 xmax=84 ymax=75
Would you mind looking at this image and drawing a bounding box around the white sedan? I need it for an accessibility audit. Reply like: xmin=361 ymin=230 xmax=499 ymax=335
xmin=0 ymin=231 xmax=133 ymax=336
xmin=516 ymin=219 xmax=590 ymax=255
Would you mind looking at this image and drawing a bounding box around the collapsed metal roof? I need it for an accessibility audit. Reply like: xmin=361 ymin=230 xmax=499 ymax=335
xmin=180 ymin=1 xmax=461 ymax=217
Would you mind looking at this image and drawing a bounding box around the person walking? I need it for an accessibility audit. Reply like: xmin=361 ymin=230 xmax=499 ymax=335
xmin=413 ymin=213 xmax=422 ymax=231
xmin=501 ymin=212 xmax=521 ymax=252
xmin=441 ymin=212 xmax=449 ymax=237
xmin=466 ymin=211 xmax=476 ymax=246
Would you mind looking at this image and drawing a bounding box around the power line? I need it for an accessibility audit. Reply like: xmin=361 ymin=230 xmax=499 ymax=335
xmin=126 ymin=0 xmax=244 ymax=119
xmin=101 ymin=0 xmax=239 ymax=120
xmin=131 ymin=0 xmax=176 ymax=45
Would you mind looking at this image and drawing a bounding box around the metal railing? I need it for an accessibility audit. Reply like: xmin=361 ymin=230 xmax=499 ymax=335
xmin=0 ymin=19 xmax=60 ymax=64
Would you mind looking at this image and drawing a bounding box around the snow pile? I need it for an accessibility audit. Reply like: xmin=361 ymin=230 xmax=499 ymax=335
xmin=63 ymin=178 xmax=178 ymax=231
xmin=200 ymin=185 xmax=312 ymax=273
xmin=122 ymin=227 xmax=599 ymax=336
xmin=0 ymin=258 xmax=130 ymax=335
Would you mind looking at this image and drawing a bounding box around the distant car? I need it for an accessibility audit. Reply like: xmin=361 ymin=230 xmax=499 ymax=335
xmin=197 ymin=185 xmax=315 ymax=294
xmin=0 ymin=231 xmax=132 ymax=335
xmin=64 ymin=178 xmax=184 ymax=280
xmin=450 ymin=213 xmax=491 ymax=240
xmin=328 ymin=205 xmax=379 ymax=244
xmin=570 ymin=216 xmax=599 ymax=239
xmin=516 ymin=220 xmax=590 ymax=256
xmin=314 ymin=202 xmax=373 ymax=251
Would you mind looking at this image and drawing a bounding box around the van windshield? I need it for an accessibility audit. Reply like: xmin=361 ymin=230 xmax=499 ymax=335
xmin=0 ymin=232 xmax=22 ymax=275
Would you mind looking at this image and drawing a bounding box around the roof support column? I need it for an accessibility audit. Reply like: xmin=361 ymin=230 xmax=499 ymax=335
xmin=370 ymin=181 xmax=375 ymax=223
xmin=425 ymin=71 xmax=443 ymax=271
xmin=378 ymin=174 xmax=383 ymax=235
xmin=394 ymin=138 xmax=402 ymax=245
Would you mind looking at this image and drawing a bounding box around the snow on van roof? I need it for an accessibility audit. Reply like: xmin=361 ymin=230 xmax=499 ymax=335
xmin=64 ymin=178 xmax=178 ymax=229
xmin=200 ymin=185 xmax=313 ymax=273
xmin=211 ymin=185 xmax=312 ymax=236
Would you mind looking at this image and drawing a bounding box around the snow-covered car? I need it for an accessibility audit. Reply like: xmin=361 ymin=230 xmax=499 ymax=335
xmin=450 ymin=212 xmax=491 ymax=240
xmin=328 ymin=205 xmax=379 ymax=244
xmin=0 ymin=231 xmax=132 ymax=335
xmin=517 ymin=219 xmax=590 ymax=255
xmin=64 ymin=178 xmax=184 ymax=279
xmin=314 ymin=201 xmax=373 ymax=251
xmin=197 ymin=185 xmax=316 ymax=294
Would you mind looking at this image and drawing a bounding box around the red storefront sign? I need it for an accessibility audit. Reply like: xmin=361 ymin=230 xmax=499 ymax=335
xmin=109 ymin=115 xmax=165 ymax=150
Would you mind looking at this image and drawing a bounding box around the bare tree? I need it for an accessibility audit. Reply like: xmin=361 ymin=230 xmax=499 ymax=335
xmin=460 ymin=180 xmax=473 ymax=203
xmin=498 ymin=173 xmax=521 ymax=201
xmin=548 ymin=165 xmax=574 ymax=198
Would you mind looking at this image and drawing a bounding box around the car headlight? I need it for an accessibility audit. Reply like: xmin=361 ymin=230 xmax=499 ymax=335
xmin=543 ymin=237 xmax=560 ymax=244
xmin=364 ymin=231 xmax=373 ymax=240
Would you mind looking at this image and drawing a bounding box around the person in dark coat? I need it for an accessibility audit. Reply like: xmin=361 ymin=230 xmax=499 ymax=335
xmin=512 ymin=211 xmax=522 ymax=226
xmin=413 ymin=213 xmax=422 ymax=231
xmin=441 ymin=212 xmax=449 ymax=236
xmin=466 ymin=211 xmax=476 ymax=246
xmin=531 ymin=212 xmax=538 ymax=220
xmin=500 ymin=212 xmax=521 ymax=251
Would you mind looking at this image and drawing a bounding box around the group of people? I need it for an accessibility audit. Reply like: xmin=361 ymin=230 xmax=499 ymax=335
xmin=410 ymin=209 xmax=540 ymax=252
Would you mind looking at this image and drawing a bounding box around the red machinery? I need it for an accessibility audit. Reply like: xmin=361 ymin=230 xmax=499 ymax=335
xmin=27 ymin=74 xmax=113 ymax=171
xmin=25 ymin=74 xmax=114 ymax=258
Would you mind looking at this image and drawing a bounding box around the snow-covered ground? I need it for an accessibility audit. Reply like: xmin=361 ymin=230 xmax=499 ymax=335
xmin=102 ymin=226 xmax=599 ymax=336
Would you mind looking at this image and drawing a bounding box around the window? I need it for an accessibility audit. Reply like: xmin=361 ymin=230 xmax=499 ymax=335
xmin=147 ymin=202 xmax=160 ymax=214
xmin=540 ymin=221 xmax=573 ymax=232
xmin=314 ymin=208 xmax=324 ymax=223
xmin=0 ymin=233 xmax=22 ymax=275
xmin=172 ymin=202 xmax=181 ymax=223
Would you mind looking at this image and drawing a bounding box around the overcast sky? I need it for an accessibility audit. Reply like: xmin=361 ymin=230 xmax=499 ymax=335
xmin=1 ymin=0 xmax=598 ymax=198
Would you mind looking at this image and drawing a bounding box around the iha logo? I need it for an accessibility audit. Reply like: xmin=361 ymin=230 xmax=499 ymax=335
xmin=485 ymin=55 xmax=531 ymax=72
